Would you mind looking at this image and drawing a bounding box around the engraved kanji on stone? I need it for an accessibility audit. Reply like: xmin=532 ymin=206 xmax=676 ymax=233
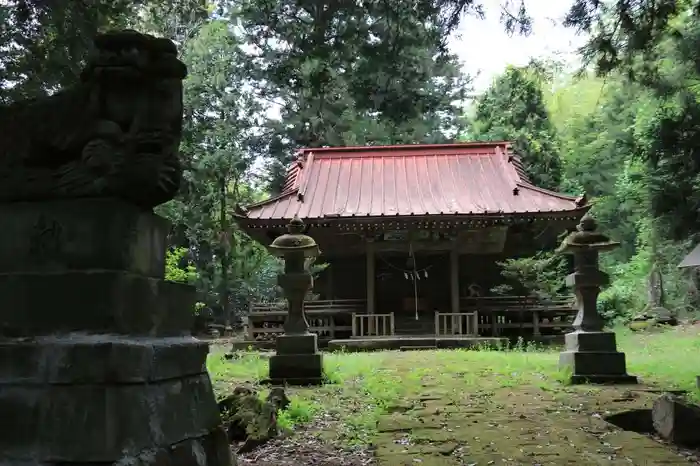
xmin=29 ymin=214 xmax=63 ymax=260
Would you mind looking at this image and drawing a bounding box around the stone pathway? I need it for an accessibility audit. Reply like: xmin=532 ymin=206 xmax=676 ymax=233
xmin=374 ymin=385 xmax=697 ymax=465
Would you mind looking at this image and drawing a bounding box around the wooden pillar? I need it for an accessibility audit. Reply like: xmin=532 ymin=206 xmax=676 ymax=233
xmin=366 ymin=239 xmax=376 ymax=334
xmin=450 ymin=246 xmax=459 ymax=315
xmin=366 ymin=239 xmax=376 ymax=314
xmin=327 ymin=261 xmax=334 ymax=300
xmin=532 ymin=310 xmax=541 ymax=337
xmin=450 ymin=245 xmax=460 ymax=334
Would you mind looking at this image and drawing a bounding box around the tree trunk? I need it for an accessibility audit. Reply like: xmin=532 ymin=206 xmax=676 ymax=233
xmin=219 ymin=175 xmax=231 ymax=332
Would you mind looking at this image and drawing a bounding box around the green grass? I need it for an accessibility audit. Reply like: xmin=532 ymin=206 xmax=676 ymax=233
xmin=617 ymin=326 xmax=700 ymax=396
xmin=276 ymin=397 xmax=318 ymax=431
xmin=207 ymin=325 xmax=700 ymax=448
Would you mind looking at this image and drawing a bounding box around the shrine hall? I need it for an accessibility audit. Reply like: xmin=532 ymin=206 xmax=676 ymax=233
xmin=235 ymin=142 xmax=589 ymax=350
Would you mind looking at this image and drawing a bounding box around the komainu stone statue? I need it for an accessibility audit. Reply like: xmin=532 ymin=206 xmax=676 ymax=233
xmin=0 ymin=31 xmax=233 ymax=466
xmin=0 ymin=30 xmax=186 ymax=208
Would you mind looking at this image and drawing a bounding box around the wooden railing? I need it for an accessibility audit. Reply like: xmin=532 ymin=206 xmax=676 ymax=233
xmin=250 ymin=298 xmax=366 ymax=315
xmin=352 ymin=313 xmax=395 ymax=337
xmin=246 ymin=299 xmax=365 ymax=341
xmin=459 ymin=295 xmax=575 ymax=310
xmin=434 ymin=312 xmax=479 ymax=336
xmin=459 ymin=295 xmax=576 ymax=336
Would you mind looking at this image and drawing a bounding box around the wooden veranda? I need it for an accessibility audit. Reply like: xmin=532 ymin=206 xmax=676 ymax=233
xmin=244 ymin=295 xmax=577 ymax=349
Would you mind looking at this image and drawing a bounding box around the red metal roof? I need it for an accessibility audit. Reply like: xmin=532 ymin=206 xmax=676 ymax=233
xmin=243 ymin=142 xmax=586 ymax=221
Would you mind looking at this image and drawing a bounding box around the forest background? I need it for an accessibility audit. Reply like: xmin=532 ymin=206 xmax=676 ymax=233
xmin=3 ymin=0 xmax=699 ymax=326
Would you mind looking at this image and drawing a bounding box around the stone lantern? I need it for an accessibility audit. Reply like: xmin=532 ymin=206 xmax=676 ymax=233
xmin=557 ymin=213 xmax=637 ymax=384
xmin=267 ymin=215 xmax=324 ymax=385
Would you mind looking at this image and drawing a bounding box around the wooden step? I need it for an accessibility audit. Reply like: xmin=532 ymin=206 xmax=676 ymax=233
xmin=399 ymin=345 xmax=438 ymax=351
xmin=396 ymin=326 xmax=436 ymax=335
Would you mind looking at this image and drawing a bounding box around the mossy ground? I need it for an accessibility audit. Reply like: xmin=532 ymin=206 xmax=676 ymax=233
xmin=208 ymin=326 xmax=700 ymax=465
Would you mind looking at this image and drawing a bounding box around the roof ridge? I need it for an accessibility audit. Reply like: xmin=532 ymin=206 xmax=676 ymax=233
xmin=245 ymin=189 xmax=298 ymax=209
xmin=494 ymin=145 xmax=522 ymax=187
xmin=300 ymin=141 xmax=513 ymax=157
xmin=516 ymin=181 xmax=582 ymax=202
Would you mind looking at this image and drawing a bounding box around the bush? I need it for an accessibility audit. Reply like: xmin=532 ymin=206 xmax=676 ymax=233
xmin=493 ymin=251 xmax=567 ymax=298
xmin=165 ymin=247 xmax=199 ymax=284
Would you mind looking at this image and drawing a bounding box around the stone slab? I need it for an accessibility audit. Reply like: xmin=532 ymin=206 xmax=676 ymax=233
xmin=268 ymin=353 xmax=323 ymax=385
xmin=565 ymin=331 xmax=618 ymax=352
xmin=0 ymin=373 xmax=222 ymax=462
xmin=166 ymin=426 xmax=234 ymax=466
xmin=0 ymin=199 xmax=169 ymax=278
xmin=0 ymin=428 xmax=234 ymax=466
xmin=0 ymin=271 xmax=194 ymax=336
xmin=559 ymin=350 xmax=628 ymax=375
xmin=112 ymin=426 xmax=233 ymax=466
xmin=276 ymin=333 xmax=318 ymax=354
xmin=559 ymin=350 xmax=637 ymax=384
xmin=570 ymin=374 xmax=639 ymax=384
xmin=652 ymin=394 xmax=700 ymax=446
xmin=0 ymin=335 xmax=209 ymax=384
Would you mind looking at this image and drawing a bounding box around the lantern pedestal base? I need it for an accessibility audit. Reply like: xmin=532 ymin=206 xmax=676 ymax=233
xmin=268 ymin=334 xmax=324 ymax=386
xmin=558 ymin=331 xmax=638 ymax=385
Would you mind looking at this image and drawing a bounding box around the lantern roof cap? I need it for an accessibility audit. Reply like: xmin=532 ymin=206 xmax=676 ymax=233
xmin=269 ymin=215 xmax=320 ymax=257
xmin=558 ymin=213 xmax=619 ymax=253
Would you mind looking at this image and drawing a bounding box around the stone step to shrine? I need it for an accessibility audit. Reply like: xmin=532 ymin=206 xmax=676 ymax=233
xmin=327 ymin=335 xmax=508 ymax=352
xmin=399 ymin=345 xmax=438 ymax=351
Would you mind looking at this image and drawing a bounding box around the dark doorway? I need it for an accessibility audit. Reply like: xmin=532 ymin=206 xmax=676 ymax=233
xmin=375 ymin=252 xmax=450 ymax=318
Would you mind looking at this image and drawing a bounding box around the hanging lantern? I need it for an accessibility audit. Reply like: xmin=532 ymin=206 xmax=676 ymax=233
xmin=424 ymin=270 xmax=429 ymax=278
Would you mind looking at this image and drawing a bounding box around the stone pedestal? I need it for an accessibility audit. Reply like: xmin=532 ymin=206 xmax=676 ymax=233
xmin=268 ymin=333 xmax=324 ymax=385
xmin=559 ymin=331 xmax=638 ymax=384
xmin=0 ymin=199 xmax=232 ymax=465
xmin=557 ymin=270 xmax=636 ymax=383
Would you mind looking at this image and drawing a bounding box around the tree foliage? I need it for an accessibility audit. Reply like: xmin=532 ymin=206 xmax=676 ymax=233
xmin=0 ymin=0 xmax=208 ymax=103
xmin=468 ymin=65 xmax=563 ymax=190
xmin=564 ymin=0 xmax=684 ymax=75
xmin=156 ymin=18 xmax=280 ymax=323
xmin=236 ymin=0 xmax=472 ymax=191
xmin=467 ymin=8 xmax=700 ymax=322
xmin=491 ymin=251 xmax=568 ymax=299
xmin=547 ymin=16 xmax=700 ymax=320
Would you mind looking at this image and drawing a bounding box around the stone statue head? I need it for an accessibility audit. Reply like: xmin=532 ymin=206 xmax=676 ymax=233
xmin=81 ymin=30 xmax=187 ymax=142
xmin=79 ymin=30 xmax=189 ymax=206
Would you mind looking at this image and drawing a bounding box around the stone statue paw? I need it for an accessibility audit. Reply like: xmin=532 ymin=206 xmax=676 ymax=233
xmin=81 ymin=139 xmax=119 ymax=176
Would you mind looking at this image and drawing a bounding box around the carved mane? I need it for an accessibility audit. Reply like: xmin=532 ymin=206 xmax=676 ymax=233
xmin=0 ymin=84 xmax=98 ymax=169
